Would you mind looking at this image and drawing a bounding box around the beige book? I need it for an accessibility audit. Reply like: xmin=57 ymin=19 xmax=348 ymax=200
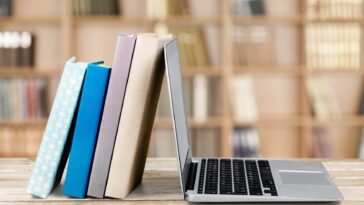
xmin=105 ymin=34 xmax=171 ymax=199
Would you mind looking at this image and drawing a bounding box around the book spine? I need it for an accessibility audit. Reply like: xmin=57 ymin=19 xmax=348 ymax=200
xmin=193 ymin=75 xmax=208 ymax=121
xmin=64 ymin=64 xmax=110 ymax=198
xmin=87 ymin=34 xmax=136 ymax=198
xmin=27 ymin=57 xmax=87 ymax=198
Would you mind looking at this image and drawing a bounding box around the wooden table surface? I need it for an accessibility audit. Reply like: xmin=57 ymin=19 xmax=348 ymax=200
xmin=0 ymin=158 xmax=364 ymax=204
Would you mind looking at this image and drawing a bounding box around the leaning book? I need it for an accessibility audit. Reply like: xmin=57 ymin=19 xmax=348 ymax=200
xmin=27 ymin=57 xmax=88 ymax=198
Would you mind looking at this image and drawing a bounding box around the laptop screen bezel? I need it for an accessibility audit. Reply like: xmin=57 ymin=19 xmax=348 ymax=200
xmin=164 ymin=38 xmax=192 ymax=198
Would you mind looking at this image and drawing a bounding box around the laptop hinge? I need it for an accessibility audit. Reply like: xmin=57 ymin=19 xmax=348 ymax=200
xmin=186 ymin=162 xmax=198 ymax=191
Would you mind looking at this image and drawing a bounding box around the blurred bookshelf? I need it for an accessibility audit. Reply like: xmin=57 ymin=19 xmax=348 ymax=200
xmin=1 ymin=0 xmax=364 ymax=159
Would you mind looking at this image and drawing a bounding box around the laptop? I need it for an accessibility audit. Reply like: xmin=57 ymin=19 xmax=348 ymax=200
xmin=163 ymin=38 xmax=343 ymax=202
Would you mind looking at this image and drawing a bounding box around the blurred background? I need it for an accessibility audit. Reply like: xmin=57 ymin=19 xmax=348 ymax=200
xmin=0 ymin=0 xmax=364 ymax=159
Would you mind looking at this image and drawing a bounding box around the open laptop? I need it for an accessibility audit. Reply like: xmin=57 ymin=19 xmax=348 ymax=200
xmin=163 ymin=38 xmax=343 ymax=202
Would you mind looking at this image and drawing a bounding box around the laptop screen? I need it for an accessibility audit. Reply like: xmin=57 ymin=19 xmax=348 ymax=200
xmin=164 ymin=39 xmax=192 ymax=195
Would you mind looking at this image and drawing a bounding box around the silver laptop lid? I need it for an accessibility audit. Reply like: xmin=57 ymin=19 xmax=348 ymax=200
xmin=164 ymin=38 xmax=192 ymax=197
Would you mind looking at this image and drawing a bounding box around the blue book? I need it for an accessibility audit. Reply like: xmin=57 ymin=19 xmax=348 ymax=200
xmin=63 ymin=63 xmax=111 ymax=198
xmin=27 ymin=57 xmax=88 ymax=198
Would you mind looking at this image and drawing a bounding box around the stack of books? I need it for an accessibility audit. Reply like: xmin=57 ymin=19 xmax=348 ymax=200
xmin=0 ymin=78 xmax=48 ymax=121
xmin=306 ymin=76 xmax=341 ymax=119
xmin=28 ymin=34 xmax=171 ymax=199
xmin=306 ymin=23 xmax=361 ymax=70
xmin=0 ymin=31 xmax=35 ymax=67
xmin=72 ymin=0 xmax=120 ymax=16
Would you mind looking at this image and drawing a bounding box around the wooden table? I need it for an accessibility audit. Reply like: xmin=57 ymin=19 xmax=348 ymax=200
xmin=0 ymin=158 xmax=363 ymax=204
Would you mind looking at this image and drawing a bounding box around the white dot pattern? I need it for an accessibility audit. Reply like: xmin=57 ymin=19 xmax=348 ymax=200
xmin=27 ymin=58 xmax=87 ymax=198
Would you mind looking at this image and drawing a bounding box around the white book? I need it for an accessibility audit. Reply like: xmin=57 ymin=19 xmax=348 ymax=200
xmin=193 ymin=75 xmax=209 ymax=122
xmin=307 ymin=76 xmax=341 ymax=119
xmin=231 ymin=75 xmax=258 ymax=121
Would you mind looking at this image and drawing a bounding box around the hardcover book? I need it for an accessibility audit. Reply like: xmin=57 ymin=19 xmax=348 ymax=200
xmin=63 ymin=63 xmax=111 ymax=198
xmin=27 ymin=57 xmax=87 ymax=198
xmin=87 ymin=34 xmax=136 ymax=198
xmin=105 ymin=33 xmax=171 ymax=199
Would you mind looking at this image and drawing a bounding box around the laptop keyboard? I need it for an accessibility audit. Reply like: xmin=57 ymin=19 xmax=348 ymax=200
xmin=197 ymin=159 xmax=278 ymax=196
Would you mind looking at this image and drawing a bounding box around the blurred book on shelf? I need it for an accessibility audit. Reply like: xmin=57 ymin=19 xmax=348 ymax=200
xmin=232 ymin=26 xmax=275 ymax=66
xmin=306 ymin=76 xmax=340 ymax=119
xmin=231 ymin=0 xmax=265 ymax=16
xmin=306 ymin=0 xmax=362 ymax=19
xmin=150 ymin=128 xmax=220 ymax=157
xmin=0 ymin=0 xmax=11 ymax=17
xmin=306 ymin=23 xmax=361 ymax=70
xmin=0 ymin=78 xmax=48 ymax=122
xmin=233 ymin=127 xmax=259 ymax=158
xmin=0 ymin=31 xmax=35 ymax=67
xmin=73 ymin=0 xmax=120 ymax=16
xmin=193 ymin=75 xmax=209 ymax=121
xmin=155 ymin=23 xmax=210 ymax=69
xmin=230 ymin=75 xmax=258 ymax=121
xmin=146 ymin=0 xmax=187 ymax=19
xmin=0 ymin=128 xmax=43 ymax=157
xmin=156 ymin=76 xmax=222 ymax=120
xmin=311 ymin=127 xmax=332 ymax=158
xmin=149 ymin=128 xmax=176 ymax=157
xmin=191 ymin=128 xmax=219 ymax=157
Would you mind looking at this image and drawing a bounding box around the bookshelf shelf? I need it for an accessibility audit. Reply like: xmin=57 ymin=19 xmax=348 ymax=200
xmin=0 ymin=68 xmax=61 ymax=77
xmin=155 ymin=117 xmax=223 ymax=128
xmin=234 ymin=116 xmax=303 ymax=127
xmin=0 ymin=120 xmax=46 ymax=127
xmin=0 ymin=17 xmax=60 ymax=26
xmin=234 ymin=67 xmax=303 ymax=76
xmin=306 ymin=69 xmax=364 ymax=76
xmin=305 ymin=18 xmax=363 ymax=23
xmin=148 ymin=16 xmax=222 ymax=25
xmin=237 ymin=116 xmax=364 ymax=128
xmin=307 ymin=116 xmax=364 ymax=127
xmin=233 ymin=16 xmax=303 ymax=25
xmin=182 ymin=67 xmax=223 ymax=76
xmin=73 ymin=16 xmax=144 ymax=26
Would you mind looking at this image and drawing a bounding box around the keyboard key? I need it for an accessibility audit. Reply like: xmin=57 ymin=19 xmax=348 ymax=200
xmin=232 ymin=159 xmax=247 ymax=195
xmin=245 ymin=160 xmax=263 ymax=195
xmin=204 ymin=159 xmax=218 ymax=194
xmin=197 ymin=159 xmax=206 ymax=194
xmin=258 ymin=160 xmax=278 ymax=196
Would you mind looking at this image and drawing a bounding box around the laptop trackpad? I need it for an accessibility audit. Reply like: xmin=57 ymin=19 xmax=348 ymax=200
xmin=279 ymin=171 xmax=331 ymax=185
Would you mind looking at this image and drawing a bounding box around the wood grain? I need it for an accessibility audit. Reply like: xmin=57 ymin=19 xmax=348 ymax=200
xmin=0 ymin=158 xmax=364 ymax=204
